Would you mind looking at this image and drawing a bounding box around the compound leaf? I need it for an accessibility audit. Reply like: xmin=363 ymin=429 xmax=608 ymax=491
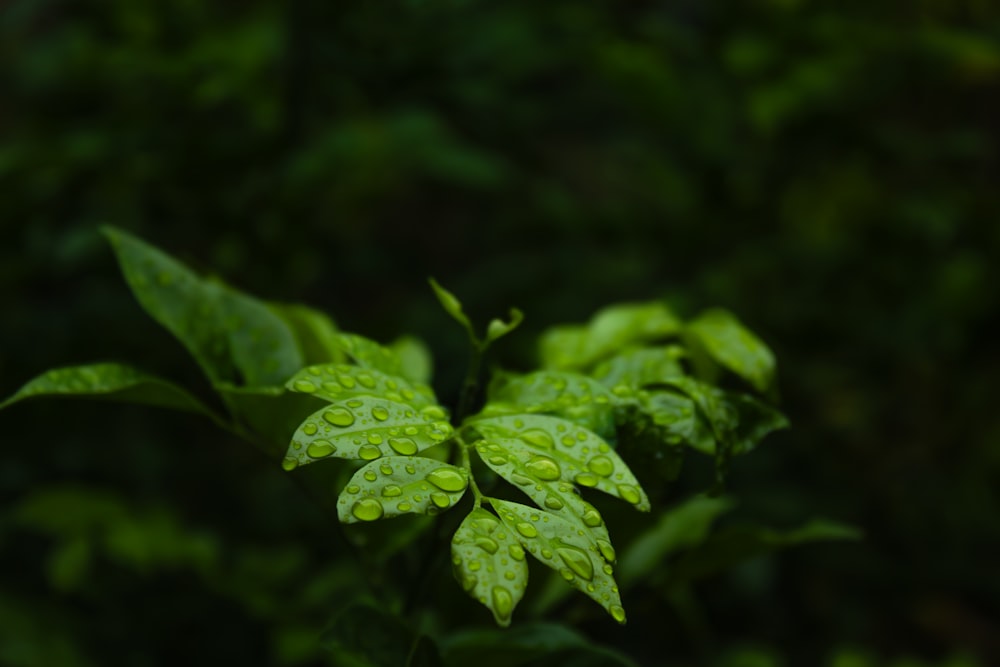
xmin=490 ymin=498 xmax=626 ymax=624
xmin=470 ymin=414 xmax=650 ymax=511
xmin=102 ymin=226 xmax=302 ymax=387
xmin=286 ymin=363 xmax=437 ymax=409
xmin=0 ymin=363 xmax=213 ymax=417
xmin=686 ymin=309 xmax=776 ymax=393
xmin=539 ymin=301 xmax=681 ymax=371
xmin=451 ymin=507 xmax=529 ymax=626
xmin=337 ymin=457 xmax=469 ymax=522
xmin=285 ymin=398 xmax=452 ymax=469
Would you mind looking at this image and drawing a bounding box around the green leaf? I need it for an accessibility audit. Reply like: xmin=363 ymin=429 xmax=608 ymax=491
xmin=490 ymin=498 xmax=627 ymax=624
xmin=337 ymin=457 xmax=468 ymax=522
xmin=686 ymin=308 xmax=776 ymax=392
xmin=636 ymin=389 xmax=716 ymax=455
xmin=285 ymin=398 xmax=453 ymax=470
xmin=470 ymin=414 xmax=650 ymax=511
xmin=271 ymin=302 xmax=344 ymax=365
xmin=214 ymin=383 xmax=317 ymax=458
xmin=102 ymin=226 xmax=302 ymax=387
xmin=390 ymin=335 xmax=433 ymax=385
xmin=451 ymin=507 xmax=530 ymax=626
xmin=334 ymin=332 xmax=406 ymax=377
xmin=441 ymin=622 xmax=639 ymax=667
xmin=0 ymin=363 xmax=213 ymax=416
xmin=285 ymin=363 xmax=437 ymax=409
xmin=484 ymin=308 xmax=524 ymax=346
xmin=429 ymin=278 xmax=474 ymax=340
xmin=539 ymin=301 xmax=681 ymax=371
xmin=618 ymin=495 xmax=734 ymax=589
xmin=472 ymin=438 xmax=616 ymax=564
xmin=592 ymin=345 xmax=687 ymax=390
xmin=484 ymin=371 xmax=618 ymax=435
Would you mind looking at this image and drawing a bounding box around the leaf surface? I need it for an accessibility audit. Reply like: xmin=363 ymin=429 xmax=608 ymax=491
xmin=337 ymin=457 xmax=468 ymax=522
xmin=686 ymin=309 xmax=776 ymax=392
xmin=286 ymin=363 xmax=436 ymax=409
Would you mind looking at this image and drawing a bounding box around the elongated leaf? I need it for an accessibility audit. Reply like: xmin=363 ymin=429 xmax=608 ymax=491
xmin=686 ymin=309 xmax=776 ymax=392
xmin=334 ymin=333 xmax=405 ymax=377
xmin=102 ymin=227 xmax=302 ymax=387
xmin=337 ymin=457 xmax=468 ymax=522
xmin=1 ymin=363 xmax=212 ymax=416
xmin=618 ymin=495 xmax=734 ymax=589
xmin=490 ymin=498 xmax=626 ymax=624
xmin=271 ymin=302 xmax=344 ymax=365
xmin=484 ymin=308 xmax=524 ymax=346
xmin=592 ymin=346 xmax=687 ymax=390
xmin=451 ymin=507 xmax=529 ymax=626
xmin=539 ymin=301 xmax=681 ymax=371
xmin=390 ymin=335 xmax=433 ymax=385
xmin=286 ymin=363 xmax=437 ymax=409
xmin=429 ymin=278 xmax=474 ymax=339
xmin=470 ymin=414 xmax=650 ymax=511
xmin=473 ymin=438 xmax=616 ymax=564
xmin=485 ymin=371 xmax=618 ymax=435
xmin=285 ymin=398 xmax=452 ymax=469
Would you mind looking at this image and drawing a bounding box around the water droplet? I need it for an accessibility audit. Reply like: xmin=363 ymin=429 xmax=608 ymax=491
xmin=363 ymin=470 xmax=377 ymax=482
xmin=293 ymin=379 xmax=317 ymax=393
xmin=426 ymin=468 xmax=467 ymax=492
xmin=366 ymin=433 xmax=383 ymax=445
xmin=504 ymin=571 xmax=516 ymax=581
xmin=379 ymin=464 xmax=393 ymax=475
xmin=403 ymin=426 xmax=419 ymax=436
xmin=302 ymin=423 xmax=318 ymax=436
xmin=541 ymin=548 xmax=553 ymax=559
xmin=281 ymin=457 xmax=298 ymax=471
xmin=401 ymin=389 xmax=415 ymax=400
xmin=371 ymin=407 xmax=390 ymax=421
xmin=357 ymin=373 xmax=376 ymax=388
xmin=508 ymin=544 xmax=525 ymax=561
xmin=515 ymin=522 xmax=537 ymax=538
xmin=468 ymin=560 xmax=482 ymax=571
xmin=525 ymin=456 xmax=561 ymax=481
xmin=603 ymin=563 xmax=614 ymax=575
xmin=388 ymin=438 xmax=417 ymax=455
xmin=337 ymin=374 xmax=357 ymax=389
xmin=557 ymin=546 xmax=594 ymax=580
xmin=596 ymin=539 xmax=617 ymax=563
xmin=491 ymin=586 xmax=513 ymax=622
xmin=475 ymin=536 xmax=499 ymax=554
xmin=582 ymin=508 xmax=602 ymax=527
xmin=323 ymin=408 xmax=355 ymax=427
xmin=587 ymin=455 xmax=614 ymax=477
xmin=544 ymin=496 xmax=564 ymax=510
xmin=559 ymin=568 xmax=575 ymax=582
xmin=346 ymin=399 xmax=364 ymax=408
xmin=351 ymin=498 xmax=384 ymax=521
xmin=421 ymin=406 xmax=446 ymax=419
xmin=358 ymin=444 xmax=381 ymax=460
xmin=405 ymin=464 xmax=416 ymax=475
xmin=488 ymin=455 xmax=507 ymax=466
xmin=430 ymin=492 xmax=451 ymax=508
xmin=307 ymin=440 xmax=335 ymax=458
xmin=510 ymin=474 xmax=533 ymax=486
xmin=521 ymin=429 xmax=554 ymax=449
xmin=397 ymin=501 xmax=413 ymax=512
xmin=381 ymin=485 xmax=402 ymax=497
xmin=617 ymin=484 xmax=641 ymax=504
xmin=610 ymin=604 xmax=626 ymax=624
xmin=575 ymin=472 xmax=599 ymax=487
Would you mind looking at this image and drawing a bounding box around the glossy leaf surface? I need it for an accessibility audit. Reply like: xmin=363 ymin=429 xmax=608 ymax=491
xmin=334 ymin=333 xmax=406 ymax=378
xmin=429 ymin=278 xmax=474 ymax=339
xmin=451 ymin=507 xmax=529 ymax=626
xmin=485 ymin=371 xmax=617 ymax=434
xmin=471 ymin=414 xmax=650 ymax=511
xmin=285 ymin=397 xmax=453 ymax=469
xmin=686 ymin=308 xmax=776 ymax=392
xmin=337 ymin=457 xmax=468 ymax=522
xmin=592 ymin=346 xmax=686 ymax=390
xmin=390 ymin=335 xmax=433 ymax=385
xmin=286 ymin=363 xmax=436 ymax=409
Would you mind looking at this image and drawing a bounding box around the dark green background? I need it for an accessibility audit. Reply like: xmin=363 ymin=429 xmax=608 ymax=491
xmin=2 ymin=1 xmax=998 ymax=665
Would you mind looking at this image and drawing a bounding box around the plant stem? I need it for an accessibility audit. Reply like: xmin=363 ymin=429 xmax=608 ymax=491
xmin=454 ymin=343 xmax=483 ymax=423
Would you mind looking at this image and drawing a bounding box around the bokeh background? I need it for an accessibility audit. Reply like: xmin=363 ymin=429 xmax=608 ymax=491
xmin=2 ymin=1 xmax=998 ymax=665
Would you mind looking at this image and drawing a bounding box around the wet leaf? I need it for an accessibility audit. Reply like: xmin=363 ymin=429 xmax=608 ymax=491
xmin=686 ymin=308 xmax=776 ymax=392
xmin=484 ymin=308 xmax=524 ymax=346
xmin=0 ymin=363 xmax=213 ymax=416
xmin=285 ymin=363 xmax=437 ymax=409
xmin=271 ymin=303 xmax=344 ymax=365
xmin=484 ymin=371 xmax=618 ymax=435
xmin=539 ymin=301 xmax=681 ymax=371
xmin=391 ymin=335 xmax=433 ymax=385
xmin=490 ymin=498 xmax=627 ymax=624
xmin=592 ymin=345 xmax=687 ymax=390
xmin=102 ymin=226 xmax=302 ymax=387
xmin=285 ymin=397 xmax=453 ymax=469
xmin=470 ymin=414 xmax=650 ymax=511
xmin=334 ymin=333 xmax=406 ymax=378
xmin=451 ymin=507 xmax=529 ymax=626
xmin=337 ymin=457 xmax=468 ymax=522
xmin=429 ymin=278 xmax=474 ymax=340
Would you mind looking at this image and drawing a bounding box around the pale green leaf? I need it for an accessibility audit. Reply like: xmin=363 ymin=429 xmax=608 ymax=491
xmin=484 ymin=308 xmax=524 ymax=346
xmin=470 ymin=414 xmax=650 ymax=511
xmin=285 ymin=398 xmax=452 ymax=469
xmin=429 ymin=278 xmax=474 ymax=339
xmin=484 ymin=371 xmax=618 ymax=435
xmin=472 ymin=438 xmax=616 ymax=564
xmin=686 ymin=308 xmax=776 ymax=392
xmin=539 ymin=301 xmax=681 ymax=371
xmin=451 ymin=507 xmax=529 ymax=626
xmin=102 ymin=226 xmax=302 ymax=387
xmin=390 ymin=335 xmax=433 ymax=385
xmin=285 ymin=363 xmax=436 ymax=409
xmin=489 ymin=498 xmax=626 ymax=624
xmin=0 ymin=363 xmax=213 ymax=417
xmin=271 ymin=303 xmax=344 ymax=365
xmin=337 ymin=457 xmax=468 ymax=523
xmin=618 ymin=495 xmax=734 ymax=589
xmin=334 ymin=333 xmax=406 ymax=377
xmin=592 ymin=345 xmax=687 ymax=390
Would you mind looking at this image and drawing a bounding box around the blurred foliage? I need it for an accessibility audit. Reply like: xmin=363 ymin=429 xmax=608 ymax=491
xmin=1 ymin=0 xmax=998 ymax=665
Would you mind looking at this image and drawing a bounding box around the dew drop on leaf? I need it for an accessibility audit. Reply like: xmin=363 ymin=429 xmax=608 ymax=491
xmin=525 ymin=456 xmax=562 ymax=481
xmin=302 ymin=423 xmax=318 ymax=436
xmin=508 ymin=544 xmax=525 ymax=561
xmin=379 ymin=463 xmax=393 ymax=475
xmin=430 ymin=492 xmax=451 ymax=509
xmin=426 ymin=468 xmax=468 ymax=493
xmin=515 ymin=522 xmax=538 ymax=538
xmin=366 ymin=433 xmax=383 ymax=445
xmin=491 ymin=586 xmax=513 ymax=623
xmin=281 ymin=457 xmax=298 ymax=471
xmin=617 ymin=484 xmax=641 ymax=504
xmin=587 ymin=455 xmax=615 ymax=477
xmin=293 ymin=379 xmax=317 ymax=393
xmin=381 ymin=485 xmax=402 ymax=497
xmin=337 ymin=374 xmax=357 ymax=389
xmin=544 ymin=496 xmax=564 ymax=510
xmin=351 ymin=498 xmax=384 ymax=522
xmin=574 ymin=472 xmax=599 ymax=487
xmin=356 ymin=373 xmax=376 ymax=388
xmin=557 ymin=546 xmax=594 ymax=581
xmin=358 ymin=444 xmax=382 ymax=460
xmin=323 ymin=408 xmax=355 ymax=427
xmin=371 ymin=407 xmax=390 ymax=421
xmin=363 ymin=470 xmax=377 ymax=482
xmin=388 ymin=438 xmax=417 ymax=455
xmin=475 ymin=536 xmax=500 ymax=554
xmin=521 ymin=429 xmax=554 ymax=449
xmin=610 ymin=604 xmax=627 ymax=624
xmin=306 ymin=440 xmax=335 ymax=458
xmin=596 ymin=539 xmax=617 ymax=563
xmin=582 ymin=508 xmax=602 ymax=527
